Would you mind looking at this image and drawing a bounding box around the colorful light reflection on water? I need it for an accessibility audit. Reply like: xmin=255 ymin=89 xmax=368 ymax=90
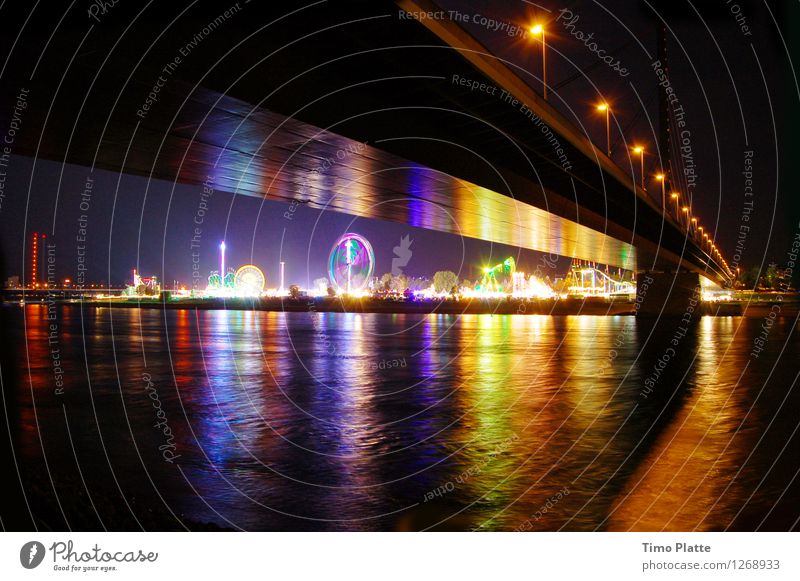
xmin=10 ymin=305 xmax=799 ymax=531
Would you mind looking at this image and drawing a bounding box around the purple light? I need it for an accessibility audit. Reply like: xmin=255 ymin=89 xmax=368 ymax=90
xmin=220 ymin=240 xmax=226 ymax=278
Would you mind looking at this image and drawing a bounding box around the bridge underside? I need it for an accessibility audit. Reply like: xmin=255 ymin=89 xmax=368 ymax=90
xmin=47 ymin=86 xmax=643 ymax=270
xmin=0 ymin=0 xmax=727 ymax=281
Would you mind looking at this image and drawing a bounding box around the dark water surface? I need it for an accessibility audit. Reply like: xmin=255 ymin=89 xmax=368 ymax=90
xmin=8 ymin=304 xmax=800 ymax=531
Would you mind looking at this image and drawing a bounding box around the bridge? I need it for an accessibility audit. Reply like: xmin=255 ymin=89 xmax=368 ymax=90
xmin=0 ymin=0 xmax=732 ymax=314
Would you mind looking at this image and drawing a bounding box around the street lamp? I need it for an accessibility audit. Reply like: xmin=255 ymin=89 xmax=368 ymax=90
xmin=655 ymin=173 xmax=665 ymax=210
xmin=670 ymin=192 xmax=679 ymax=219
xmin=596 ymin=103 xmax=610 ymax=156
xmin=633 ymin=146 xmax=645 ymax=190
xmin=529 ymin=24 xmax=547 ymax=100
xmin=219 ymin=240 xmax=226 ymax=283
xmin=681 ymin=206 xmax=689 ymax=231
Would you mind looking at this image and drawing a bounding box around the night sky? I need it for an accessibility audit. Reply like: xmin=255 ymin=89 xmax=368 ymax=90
xmin=0 ymin=156 xmax=551 ymax=288
xmin=0 ymin=0 xmax=796 ymax=288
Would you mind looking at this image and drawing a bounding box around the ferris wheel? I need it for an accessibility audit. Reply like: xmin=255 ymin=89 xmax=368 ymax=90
xmin=328 ymin=233 xmax=374 ymax=293
xmin=234 ymin=264 xmax=266 ymax=295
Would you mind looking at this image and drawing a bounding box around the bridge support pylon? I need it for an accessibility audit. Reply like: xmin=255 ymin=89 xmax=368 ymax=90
xmin=635 ymin=271 xmax=703 ymax=318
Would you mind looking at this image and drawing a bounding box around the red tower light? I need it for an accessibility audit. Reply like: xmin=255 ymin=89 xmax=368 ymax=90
xmin=30 ymin=231 xmax=44 ymax=288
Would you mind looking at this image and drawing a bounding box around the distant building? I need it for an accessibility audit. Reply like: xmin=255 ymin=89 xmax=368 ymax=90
xmin=4 ymin=275 xmax=20 ymax=289
xmin=29 ymin=231 xmax=46 ymax=287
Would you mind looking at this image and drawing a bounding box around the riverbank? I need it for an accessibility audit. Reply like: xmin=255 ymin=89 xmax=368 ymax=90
xmin=5 ymin=294 xmax=775 ymax=316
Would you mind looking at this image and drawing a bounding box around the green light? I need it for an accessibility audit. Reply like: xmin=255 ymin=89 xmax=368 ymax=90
xmin=480 ymin=257 xmax=517 ymax=293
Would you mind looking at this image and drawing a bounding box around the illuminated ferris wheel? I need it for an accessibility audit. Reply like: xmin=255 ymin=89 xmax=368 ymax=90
xmin=328 ymin=233 xmax=374 ymax=293
xmin=234 ymin=264 xmax=266 ymax=295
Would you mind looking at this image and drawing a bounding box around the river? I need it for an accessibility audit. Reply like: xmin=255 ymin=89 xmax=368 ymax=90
xmin=7 ymin=304 xmax=799 ymax=531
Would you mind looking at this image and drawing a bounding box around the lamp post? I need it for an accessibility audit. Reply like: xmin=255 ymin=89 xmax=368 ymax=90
xmin=670 ymin=192 xmax=679 ymax=219
xmin=597 ymin=104 xmax=610 ymax=156
xmin=529 ymin=24 xmax=547 ymax=100
xmin=681 ymin=206 xmax=690 ymax=231
xmin=655 ymin=173 xmax=665 ymax=210
xmin=219 ymin=241 xmax=226 ymax=284
xmin=633 ymin=146 xmax=645 ymax=190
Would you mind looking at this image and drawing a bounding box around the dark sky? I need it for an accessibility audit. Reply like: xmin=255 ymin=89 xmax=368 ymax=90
xmin=0 ymin=0 xmax=796 ymax=287
xmin=436 ymin=0 xmax=795 ymax=271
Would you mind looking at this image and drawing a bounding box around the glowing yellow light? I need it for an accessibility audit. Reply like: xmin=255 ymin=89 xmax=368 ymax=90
xmin=633 ymin=146 xmax=643 ymax=154
xmin=670 ymin=192 xmax=679 ymax=199
xmin=596 ymin=103 xmax=608 ymax=112
xmin=655 ymin=173 xmax=664 ymax=180
xmin=529 ymin=24 xmax=543 ymax=35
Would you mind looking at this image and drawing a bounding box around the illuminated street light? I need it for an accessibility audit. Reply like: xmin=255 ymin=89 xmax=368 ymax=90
xmin=655 ymin=173 xmax=665 ymax=210
xmin=681 ymin=206 xmax=690 ymax=231
xmin=529 ymin=24 xmax=547 ymax=100
xmin=596 ymin=103 xmax=611 ymax=156
xmin=633 ymin=146 xmax=645 ymax=190
xmin=219 ymin=241 xmax=226 ymax=281
xmin=670 ymin=192 xmax=679 ymax=218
